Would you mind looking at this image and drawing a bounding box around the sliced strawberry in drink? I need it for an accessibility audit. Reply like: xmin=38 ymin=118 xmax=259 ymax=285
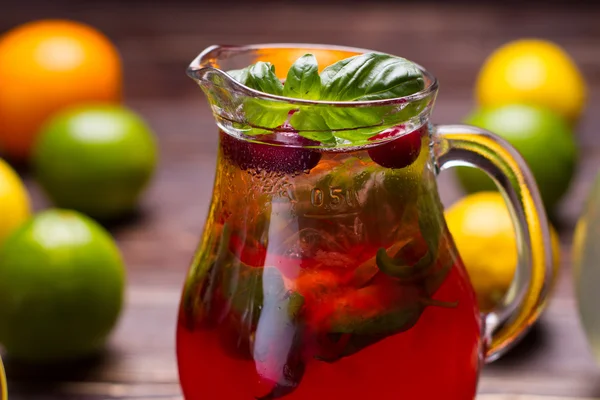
xmin=311 ymin=276 xmax=457 ymax=362
xmin=229 ymin=233 xmax=267 ymax=267
xmin=294 ymin=270 xmax=341 ymax=309
xmin=220 ymin=130 xmax=322 ymax=174
xmin=368 ymin=126 xmax=425 ymax=169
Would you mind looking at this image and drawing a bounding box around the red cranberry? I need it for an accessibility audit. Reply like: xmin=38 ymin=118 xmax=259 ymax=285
xmin=220 ymin=131 xmax=322 ymax=174
xmin=367 ymin=126 xmax=426 ymax=169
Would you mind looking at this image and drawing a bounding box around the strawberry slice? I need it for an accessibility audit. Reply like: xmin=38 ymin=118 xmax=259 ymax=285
xmin=229 ymin=233 xmax=267 ymax=267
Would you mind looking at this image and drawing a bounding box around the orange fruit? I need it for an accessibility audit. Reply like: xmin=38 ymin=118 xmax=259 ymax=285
xmin=0 ymin=20 xmax=122 ymax=160
xmin=254 ymin=47 xmax=360 ymax=79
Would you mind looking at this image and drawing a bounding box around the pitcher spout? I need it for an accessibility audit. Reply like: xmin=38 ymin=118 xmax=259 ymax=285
xmin=186 ymin=44 xmax=242 ymax=85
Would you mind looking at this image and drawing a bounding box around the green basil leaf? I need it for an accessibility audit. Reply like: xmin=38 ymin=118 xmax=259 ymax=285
xmin=235 ymin=61 xmax=284 ymax=95
xmin=318 ymin=53 xmax=425 ymax=141
xmin=242 ymin=99 xmax=292 ymax=133
xmin=226 ymin=52 xmax=426 ymax=143
xmin=330 ymin=302 xmax=424 ymax=336
xmin=318 ymin=296 xmax=456 ymax=362
xmin=320 ymin=106 xmax=388 ymax=131
xmin=228 ymin=62 xmax=290 ymax=131
xmin=320 ymin=53 xmax=425 ymax=101
xmin=374 ymin=177 xmax=444 ymax=281
xmin=375 ymin=247 xmax=413 ymax=278
xmin=318 ymin=102 xmax=429 ymax=144
xmin=227 ymin=68 xmax=249 ymax=84
xmin=283 ymin=54 xmax=321 ymax=100
xmin=425 ymin=254 xmax=454 ymax=296
xmin=288 ymin=109 xmax=334 ymax=143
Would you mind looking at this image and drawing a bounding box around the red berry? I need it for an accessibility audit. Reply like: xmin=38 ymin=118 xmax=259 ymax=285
xmin=368 ymin=126 xmax=425 ymax=169
xmin=220 ymin=131 xmax=321 ymax=174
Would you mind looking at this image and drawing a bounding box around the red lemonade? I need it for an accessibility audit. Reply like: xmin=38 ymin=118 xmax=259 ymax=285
xmin=177 ymin=127 xmax=482 ymax=400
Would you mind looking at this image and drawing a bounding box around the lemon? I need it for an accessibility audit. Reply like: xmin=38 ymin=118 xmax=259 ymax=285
xmin=0 ymin=209 xmax=125 ymax=362
xmin=0 ymin=158 xmax=30 ymax=244
xmin=445 ymin=192 xmax=560 ymax=313
xmin=476 ymin=39 xmax=587 ymax=123
xmin=0 ymin=357 xmax=5 ymax=400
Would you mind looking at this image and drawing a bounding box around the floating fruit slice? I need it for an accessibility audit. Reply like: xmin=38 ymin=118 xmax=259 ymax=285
xmin=229 ymin=233 xmax=267 ymax=267
xmin=313 ymin=280 xmax=456 ymax=362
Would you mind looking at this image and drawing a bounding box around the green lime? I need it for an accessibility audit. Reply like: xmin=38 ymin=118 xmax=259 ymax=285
xmin=456 ymin=104 xmax=578 ymax=213
xmin=0 ymin=209 xmax=125 ymax=362
xmin=32 ymin=104 xmax=158 ymax=220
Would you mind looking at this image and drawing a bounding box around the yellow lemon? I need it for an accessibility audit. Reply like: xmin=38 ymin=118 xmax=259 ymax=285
xmin=0 ymin=158 xmax=30 ymax=244
xmin=475 ymin=39 xmax=586 ymax=123
xmin=445 ymin=192 xmax=560 ymax=313
xmin=0 ymin=356 xmax=5 ymax=400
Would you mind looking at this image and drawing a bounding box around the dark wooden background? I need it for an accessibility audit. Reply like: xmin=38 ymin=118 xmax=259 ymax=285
xmin=2 ymin=1 xmax=600 ymax=398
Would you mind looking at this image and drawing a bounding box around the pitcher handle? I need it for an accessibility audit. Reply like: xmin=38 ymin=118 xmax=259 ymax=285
xmin=432 ymin=123 xmax=554 ymax=362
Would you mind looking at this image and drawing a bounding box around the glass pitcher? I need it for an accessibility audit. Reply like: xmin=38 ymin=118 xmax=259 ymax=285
xmin=177 ymin=44 xmax=554 ymax=400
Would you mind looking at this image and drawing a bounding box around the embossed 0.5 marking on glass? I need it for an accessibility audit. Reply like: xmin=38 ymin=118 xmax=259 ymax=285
xmin=310 ymin=186 xmax=359 ymax=208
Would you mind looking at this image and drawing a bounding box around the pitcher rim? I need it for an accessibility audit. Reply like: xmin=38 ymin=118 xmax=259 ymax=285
xmin=187 ymin=43 xmax=439 ymax=107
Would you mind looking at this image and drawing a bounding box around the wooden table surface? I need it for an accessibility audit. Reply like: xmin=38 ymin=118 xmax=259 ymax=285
xmin=2 ymin=1 xmax=600 ymax=399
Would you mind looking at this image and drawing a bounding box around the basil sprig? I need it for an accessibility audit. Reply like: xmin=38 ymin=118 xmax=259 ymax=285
xmin=319 ymin=53 xmax=424 ymax=101
xmin=283 ymin=54 xmax=321 ymax=100
xmin=227 ymin=52 xmax=426 ymax=144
